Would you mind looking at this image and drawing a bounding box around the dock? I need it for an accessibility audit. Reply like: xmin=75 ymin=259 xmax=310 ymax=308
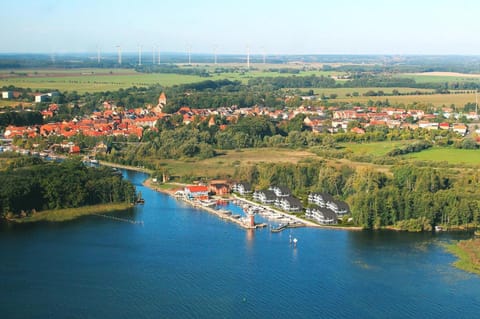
xmin=181 ymin=197 xmax=266 ymax=230
xmin=271 ymin=222 xmax=306 ymax=233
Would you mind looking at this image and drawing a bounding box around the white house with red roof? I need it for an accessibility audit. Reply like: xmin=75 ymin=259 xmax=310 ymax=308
xmin=184 ymin=185 xmax=209 ymax=200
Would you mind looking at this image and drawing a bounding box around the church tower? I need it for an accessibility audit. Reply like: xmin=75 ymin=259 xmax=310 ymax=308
xmin=158 ymin=92 xmax=167 ymax=108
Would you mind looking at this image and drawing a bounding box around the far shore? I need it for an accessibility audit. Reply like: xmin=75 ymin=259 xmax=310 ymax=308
xmin=9 ymin=202 xmax=134 ymax=223
xmin=98 ymin=160 xmax=153 ymax=174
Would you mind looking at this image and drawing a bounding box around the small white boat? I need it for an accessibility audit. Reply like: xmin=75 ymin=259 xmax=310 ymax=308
xmin=435 ymin=226 xmax=443 ymax=232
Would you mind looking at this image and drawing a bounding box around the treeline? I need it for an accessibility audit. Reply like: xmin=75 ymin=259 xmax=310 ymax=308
xmin=0 ymin=111 xmax=43 ymax=130
xmin=0 ymin=156 xmax=136 ymax=218
xmin=248 ymin=74 xmax=480 ymax=90
xmin=135 ymin=64 xmax=210 ymax=77
xmin=387 ymin=141 xmax=432 ymax=156
xmin=248 ymin=75 xmax=337 ymax=89
xmin=233 ymin=161 xmax=480 ymax=230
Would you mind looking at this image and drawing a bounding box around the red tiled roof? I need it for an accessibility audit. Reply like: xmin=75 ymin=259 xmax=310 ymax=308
xmin=185 ymin=185 xmax=208 ymax=193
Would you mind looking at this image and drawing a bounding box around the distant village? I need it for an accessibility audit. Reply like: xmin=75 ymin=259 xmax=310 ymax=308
xmin=2 ymin=91 xmax=479 ymax=144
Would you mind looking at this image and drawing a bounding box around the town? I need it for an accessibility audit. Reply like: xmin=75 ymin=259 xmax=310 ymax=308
xmin=2 ymin=90 xmax=479 ymax=146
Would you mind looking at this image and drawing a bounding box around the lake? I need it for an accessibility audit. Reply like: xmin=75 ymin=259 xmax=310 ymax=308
xmin=1 ymin=170 xmax=479 ymax=318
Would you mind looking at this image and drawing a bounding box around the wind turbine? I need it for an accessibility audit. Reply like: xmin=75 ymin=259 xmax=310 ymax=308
xmin=116 ymin=45 xmax=122 ymax=65
xmin=246 ymin=45 xmax=250 ymax=70
xmin=214 ymin=45 xmax=218 ymax=65
xmin=187 ymin=44 xmax=192 ymax=65
xmin=138 ymin=45 xmax=143 ymax=66
xmin=97 ymin=45 xmax=101 ymax=64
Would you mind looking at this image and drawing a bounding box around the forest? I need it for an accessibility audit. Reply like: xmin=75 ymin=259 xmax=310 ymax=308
xmin=0 ymin=155 xmax=136 ymax=218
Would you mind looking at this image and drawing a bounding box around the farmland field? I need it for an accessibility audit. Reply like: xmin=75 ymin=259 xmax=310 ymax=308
xmin=0 ymin=67 xmax=345 ymax=92
xmin=0 ymin=69 xmax=206 ymax=93
xmin=398 ymin=72 xmax=480 ymax=83
xmin=335 ymin=92 xmax=477 ymax=107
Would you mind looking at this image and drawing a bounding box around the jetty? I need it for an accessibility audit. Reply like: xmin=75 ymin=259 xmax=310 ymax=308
xmin=94 ymin=214 xmax=144 ymax=225
xmin=271 ymin=222 xmax=306 ymax=233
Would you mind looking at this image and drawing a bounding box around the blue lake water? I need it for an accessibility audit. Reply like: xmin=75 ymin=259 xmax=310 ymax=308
xmin=1 ymin=170 xmax=479 ymax=318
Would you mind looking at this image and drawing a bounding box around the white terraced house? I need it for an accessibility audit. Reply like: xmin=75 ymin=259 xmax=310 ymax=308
xmin=232 ymin=182 xmax=252 ymax=195
xmin=308 ymin=192 xmax=349 ymax=216
xmin=253 ymin=190 xmax=276 ymax=204
xmin=305 ymin=206 xmax=337 ymax=225
xmin=269 ymin=186 xmax=291 ymax=197
xmin=275 ymin=196 xmax=302 ymax=212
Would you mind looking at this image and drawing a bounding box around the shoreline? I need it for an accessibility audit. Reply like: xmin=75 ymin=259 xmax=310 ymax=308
xmin=98 ymin=161 xmax=471 ymax=234
xmin=445 ymin=239 xmax=480 ymax=276
xmin=8 ymin=202 xmax=134 ymax=223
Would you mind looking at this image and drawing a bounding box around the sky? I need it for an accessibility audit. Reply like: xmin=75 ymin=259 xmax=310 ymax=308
xmin=2 ymin=0 xmax=480 ymax=55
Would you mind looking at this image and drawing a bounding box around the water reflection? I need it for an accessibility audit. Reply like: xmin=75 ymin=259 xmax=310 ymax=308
xmin=245 ymin=229 xmax=255 ymax=250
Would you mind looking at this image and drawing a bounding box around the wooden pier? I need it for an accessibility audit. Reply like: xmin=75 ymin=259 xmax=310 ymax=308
xmin=271 ymin=222 xmax=306 ymax=233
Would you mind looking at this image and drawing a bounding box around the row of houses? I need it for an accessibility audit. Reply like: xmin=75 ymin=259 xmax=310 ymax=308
xmin=252 ymin=189 xmax=303 ymax=212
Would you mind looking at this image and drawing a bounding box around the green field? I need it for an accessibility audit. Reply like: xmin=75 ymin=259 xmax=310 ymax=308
xmin=153 ymin=148 xmax=318 ymax=179
xmin=404 ymin=147 xmax=480 ymax=164
xmin=398 ymin=72 xmax=480 ymax=83
xmin=0 ymin=70 xmax=206 ymax=93
xmin=0 ymin=66 xmax=345 ymax=93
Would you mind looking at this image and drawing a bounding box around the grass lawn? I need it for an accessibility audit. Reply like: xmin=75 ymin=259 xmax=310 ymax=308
xmin=404 ymin=147 xmax=480 ymax=165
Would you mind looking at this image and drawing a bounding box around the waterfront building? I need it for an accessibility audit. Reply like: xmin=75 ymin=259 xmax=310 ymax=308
xmin=253 ymin=190 xmax=276 ymax=204
xmin=269 ymin=186 xmax=290 ymax=197
xmin=232 ymin=182 xmax=252 ymax=195
xmin=184 ymin=185 xmax=209 ymax=200
xmin=275 ymin=196 xmax=302 ymax=212
xmin=305 ymin=206 xmax=337 ymax=224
